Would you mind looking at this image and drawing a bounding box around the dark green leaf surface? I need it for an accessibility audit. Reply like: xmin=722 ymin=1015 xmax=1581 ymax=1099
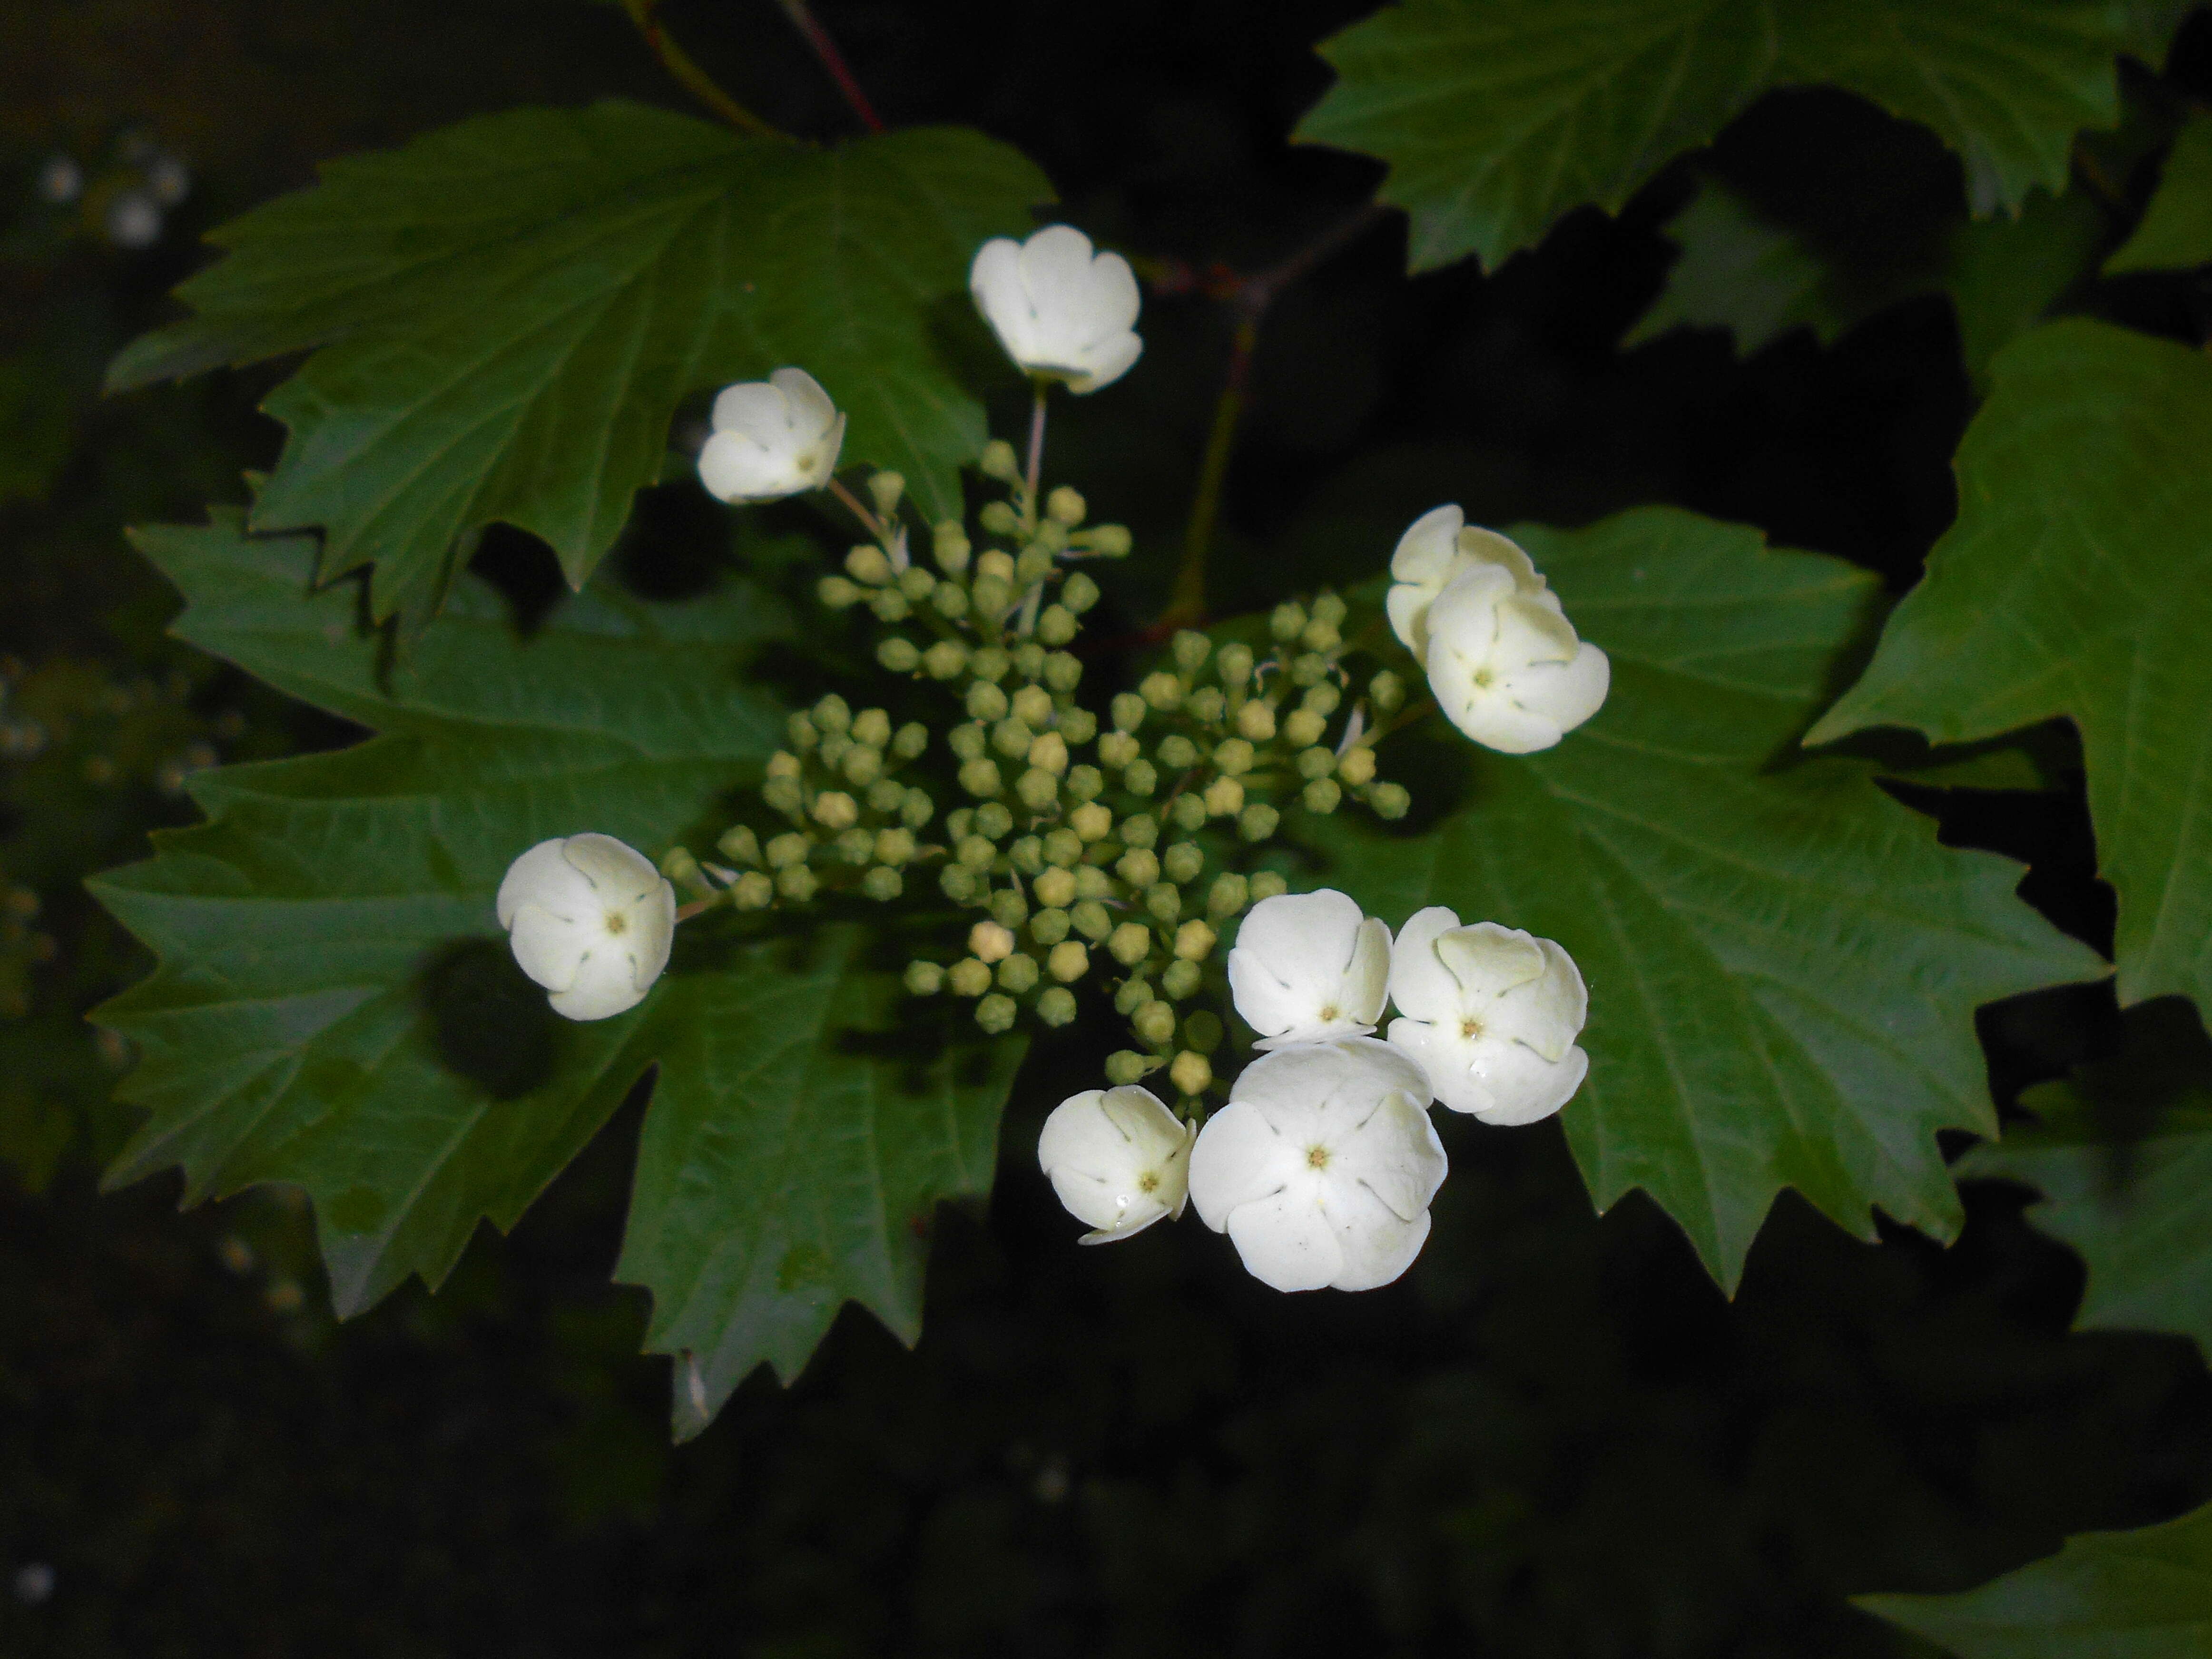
xmin=1858 ymin=1499 xmax=2212 ymax=1657
xmin=1945 ymin=187 xmax=2106 ymax=391
xmin=1624 ymin=178 xmax=1855 ymax=354
xmin=1297 ymin=0 xmax=2124 ymax=272
xmin=1811 ymin=321 xmax=2212 ymax=1018
xmin=1315 ymin=508 xmax=2102 ymax=1287
xmin=2106 ymin=108 xmax=2212 ymax=273
xmin=110 ymin=104 xmax=1052 ymax=618
xmin=91 ymin=514 xmax=1020 ymax=1421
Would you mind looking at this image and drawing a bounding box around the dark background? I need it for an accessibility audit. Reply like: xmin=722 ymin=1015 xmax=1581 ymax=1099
xmin=6 ymin=1 xmax=2212 ymax=1652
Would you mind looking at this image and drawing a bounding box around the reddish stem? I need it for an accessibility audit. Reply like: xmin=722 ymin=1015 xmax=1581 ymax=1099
xmin=774 ymin=0 xmax=886 ymax=134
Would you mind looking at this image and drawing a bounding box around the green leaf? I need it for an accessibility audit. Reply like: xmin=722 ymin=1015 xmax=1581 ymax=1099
xmin=2106 ymin=108 xmax=2212 ymax=274
xmin=1311 ymin=507 xmax=2103 ymax=1287
xmin=90 ymin=512 xmax=1022 ymax=1425
xmin=1625 ymin=178 xmax=1858 ymax=354
xmin=1810 ymin=321 xmax=2212 ymax=1017
xmin=109 ymin=103 xmax=1052 ymax=620
xmin=1857 ymin=1499 xmax=2212 ymax=1657
xmin=1944 ymin=187 xmax=2106 ymax=391
xmin=1296 ymin=0 xmax=2124 ymax=272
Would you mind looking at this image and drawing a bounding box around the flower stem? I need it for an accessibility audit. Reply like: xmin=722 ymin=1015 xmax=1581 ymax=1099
xmin=1023 ymin=383 xmax=1049 ymax=530
xmin=621 ymin=0 xmax=788 ymax=140
xmin=773 ymin=0 xmax=886 ymax=134
xmin=826 ymin=475 xmax=888 ymax=543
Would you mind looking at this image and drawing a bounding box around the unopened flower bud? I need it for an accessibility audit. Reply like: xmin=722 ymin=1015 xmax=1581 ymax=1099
xmin=1028 ymin=730 xmax=1069 ymax=776
xmin=1270 ymin=601 xmax=1307 ymax=642
xmin=949 ymin=957 xmax=993 ymax=997
xmin=1072 ymin=899 xmax=1112 ymax=940
xmin=842 ymin=746 xmax=882 ymax=786
xmin=1302 ymin=777 xmax=1343 ymax=814
xmin=960 ymin=757 xmax=1003 ymax=797
xmin=1368 ymin=782 xmax=1411 ymax=819
xmin=1294 ymin=746 xmax=1334 ymax=781
xmin=901 ymin=790 xmax=934 ymax=829
xmin=1063 ymin=572 xmax=1101 ymax=613
xmin=978 ymin=549 xmax=1017 ymax=584
xmin=1249 ymin=871 xmax=1288 ymax=902
xmin=1111 ymin=692 xmax=1147 ymax=733
xmin=1038 ymin=986 xmax=1079 ymax=1026
xmin=1009 ymin=834 xmax=1044 ymax=874
xmin=1069 ymin=802 xmax=1113 ymax=842
xmin=1157 ymin=734 xmax=1199 ymax=770
xmin=1043 ymin=828 xmax=1083 ymax=867
xmin=934 ymin=583 xmax=971 ymax=620
xmin=1032 ymin=907 xmax=1072 ymax=945
xmin=980 ymin=439 xmax=1021 ymax=481
xmin=1066 ymin=765 xmax=1104 ymax=803
xmin=934 ymin=520 xmax=973 ymax=573
xmin=846 ymin=545 xmax=893 ymax=586
xmin=1161 ymin=958 xmax=1202 ymax=1000
xmin=967 ymin=681 xmax=1010 ymax=722
xmin=1105 ymin=1050 xmax=1152 ymax=1085
xmin=777 ymin=864 xmax=818 ymax=902
xmin=1304 ymin=681 xmax=1343 ymax=718
xmin=1207 ymin=873 xmax=1249 ymax=919
xmin=1188 ymin=687 xmax=1227 ymax=726
xmin=1202 ymin=776 xmax=1245 ymax=818
xmin=1115 ymin=976 xmax=1153 ymax=1016
xmin=862 ymin=865 xmax=903 ymax=901
xmin=1082 ymin=524 xmax=1133 ymax=556
xmin=940 ymin=865 xmax=979 ymax=902
xmin=867 ymin=470 xmax=905 ymax=517
xmin=717 ymin=825 xmax=762 ymax=866
xmin=852 ymin=706 xmax=889 ymax=747
xmin=662 ymin=844 xmax=708 ymax=895
xmin=1017 ymin=543 xmax=1058 ymax=584
xmin=1170 ymin=1051 xmax=1212 ymax=1096
xmin=1099 ymin=731 xmax=1140 ymax=768
xmin=957 ymin=835 xmax=996 ymax=871
xmin=875 ymin=827 xmax=916 ymax=866
xmin=1048 ymin=941 xmax=1090 ymax=983
xmin=1369 ymin=670 xmax=1405 ymax=713
xmin=811 ymin=791 xmax=859 ymax=831
xmin=1160 ymin=843 xmax=1202 ymax=885
xmin=1140 ymin=672 xmax=1182 ymax=711
xmin=1134 ymin=1000 xmax=1176 ymax=1044
xmin=1035 ymin=866 xmax=1079 ymax=908
xmin=1047 ymin=485 xmax=1086 ymax=525
xmin=819 ymin=575 xmax=863 ymax=609
xmin=973 ymin=575 xmax=1013 ymax=616
xmin=870 ymin=589 xmax=910 ymax=623
xmin=767 ymin=751 xmax=802 ymax=781
xmin=1337 ymin=746 xmax=1377 ymax=786
xmin=1171 ymin=792 xmax=1208 ymax=831
xmin=990 ymin=888 xmax=1029 ymax=930
xmin=835 ymin=827 xmax=875 ymax=865
xmin=1012 ymin=684 xmax=1054 ymax=726
xmin=892 ymin=722 xmax=928 ymax=760
xmin=978 ymin=806 xmax=1016 ymax=846
xmin=993 ymin=717 xmax=1034 ymax=760
xmin=924 ymin=640 xmax=969 ymax=680
xmin=1115 ymin=813 xmax=1155 ymax=850
xmin=1234 ymin=699 xmax=1276 ymax=741
xmin=1118 ymin=847 xmax=1161 ymax=888
xmin=1123 ymin=758 xmax=1159 ymax=796
xmin=733 ymin=870 xmax=775 ymax=909
xmin=970 ymin=920 xmax=1016 ymax=962
xmin=1239 ymin=803 xmax=1280 ymax=842
xmin=1060 ymin=707 xmax=1098 ymax=748
xmin=1283 ymin=708 xmax=1327 ymax=747
xmin=813 ymin=695 xmax=852 ymax=734
xmin=898 ymin=566 xmax=937 ymax=604
xmin=1108 ymin=921 xmax=1152 ymax=966
xmin=1300 ymin=617 xmax=1341 ymax=653
xmin=1216 ymin=642 xmax=1254 ymax=689
xmin=1146 ymin=883 xmax=1181 ymax=924
xmin=980 ymin=501 xmax=1020 ymax=537
xmin=1017 ymin=768 xmax=1059 ymax=812
xmin=766 ymin=832 xmax=810 ymax=868
xmin=1171 ymin=631 xmax=1211 ymax=674
xmin=1214 ymin=738 xmax=1255 ymax=776
xmin=966 ymin=646 xmax=1007 ymax=683
xmin=977 ymin=993 xmax=1018 ymax=1033
xmin=787 ymin=712 xmax=819 ymax=751
xmin=1038 ymin=604 xmax=1078 ymax=646
xmin=906 ymin=960 xmax=945 ymax=995
xmin=997 ymin=953 xmax=1039 ymax=992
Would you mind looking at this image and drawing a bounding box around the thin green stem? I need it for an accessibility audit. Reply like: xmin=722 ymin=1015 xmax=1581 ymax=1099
xmin=1022 ymin=383 xmax=1049 ymax=531
xmin=622 ymin=0 xmax=788 ymax=140
xmin=1163 ymin=315 xmax=1257 ymax=627
xmin=826 ymin=475 xmax=888 ymax=544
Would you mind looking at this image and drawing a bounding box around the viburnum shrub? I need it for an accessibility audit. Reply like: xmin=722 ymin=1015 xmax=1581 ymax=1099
xmin=82 ymin=25 xmax=2212 ymax=1639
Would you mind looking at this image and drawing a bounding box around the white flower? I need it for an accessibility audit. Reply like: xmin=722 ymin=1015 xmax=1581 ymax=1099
xmin=1386 ymin=907 xmax=1589 ymax=1124
xmin=1188 ymin=1039 xmax=1445 ymax=1293
xmin=495 ymin=834 xmax=676 ymax=1021
xmin=1227 ymin=888 xmax=1392 ymax=1050
xmin=969 ymin=225 xmax=1143 ymax=394
xmin=1386 ymin=505 xmax=1609 ymax=754
xmin=1038 ymin=1085 xmax=1194 ymax=1244
xmin=697 ymin=367 xmax=845 ymax=503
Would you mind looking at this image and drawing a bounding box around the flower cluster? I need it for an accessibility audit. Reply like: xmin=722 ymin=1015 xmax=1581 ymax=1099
xmin=1038 ymin=887 xmax=1588 ymax=1291
xmin=490 ymin=222 xmax=1614 ymax=1301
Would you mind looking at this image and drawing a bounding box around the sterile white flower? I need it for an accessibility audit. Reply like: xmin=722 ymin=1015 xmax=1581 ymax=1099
xmin=969 ymin=225 xmax=1143 ymax=393
xmin=1038 ymin=1085 xmax=1194 ymax=1244
xmin=1386 ymin=906 xmax=1589 ymax=1125
xmin=496 ymin=834 xmax=677 ymax=1022
xmin=697 ymin=367 xmax=845 ymax=503
xmin=1188 ymin=1038 xmax=1446 ymax=1293
xmin=1227 ymin=888 xmax=1392 ymax=1049
xmin=1385 ymin=504 xmax=1610 ymax=754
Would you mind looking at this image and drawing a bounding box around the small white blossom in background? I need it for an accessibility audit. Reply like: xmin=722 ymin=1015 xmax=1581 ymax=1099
xmin=1037 ymin=1084 xmax=1195 ymax=1243
xmin=496 ymin=834 xmax=676 ymax=1021
xmin=1386 ymin=906 xmax=1588 ymax=1124
xmin=36 ymin=154 xmax=82 ymax=204
xmin=104 ymin=191 xmax=162 ymax=249
xmin=969 ymin=225 xmax=1143 ymax=393
xmin=1385 ymin=504 xmax=1609 ymax=754
xmin=1188 ymin=1038 xmax=1445 ymax=1293
xmin=1227 ymin=888 xmax=1391 ymax=1049
xmin=697 ymin=367 xmax=845 ymax=503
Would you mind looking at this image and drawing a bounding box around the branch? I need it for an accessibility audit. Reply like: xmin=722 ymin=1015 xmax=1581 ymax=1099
xmin=623 ymin=0 xmax=789 ymax=141
xmin=773 ymin=0 xmax=887 ymax=134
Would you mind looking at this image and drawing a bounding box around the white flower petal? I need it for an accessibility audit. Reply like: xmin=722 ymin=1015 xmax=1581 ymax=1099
xmin=1228 ymin=889 xmax=1393 ymax=1048
xmin=496 ymin=834 xmax=675 ymax=1022
xmin=496 ymin=838 xmax=587 ymax=929
xmin=1223 ymin=1187 xmax=1343 ymax=1292
xmin=970 ymin=225 xmax=1144 ymax=393
xmin=1323 ymin=1195 xmax=1431 ymax=1292
xmin=1187 ymin=1097 xmax=1300 ymax=1227
xmin=1039 ymin=1085 xmax=1192 ymax=1241
xmin=1386 ymin=905 xmax=1463 ymax=1022
xmin=698 ymin=368 xmax=844 ymax=503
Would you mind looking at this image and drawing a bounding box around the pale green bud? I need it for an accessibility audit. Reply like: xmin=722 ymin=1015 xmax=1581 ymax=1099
xmin=1207 ymin=872 xmax=1249 ymax=920
xmin=1120 ymin=814 xmax=1159 ymax=850
xmin=948 ymin=957 xmax=993 ymax=997
xmin=1074 ymin=865 xmax=1112 ymax=901
xmin=905 ymin=961 xmax=945 ymax=995
xmin=1283 ymin=708 xmax=1327 ymax=747
xmin=1072 ymin=899 xmax=1112 ymax=941
xmin=1161 ymin=959 xmax=1202 ymax=1000
xmin=934 ymin=520 xmax=973 ymax=574
xmin=787 ymin=712 xmax=819 ymax=751
xmin=1269 ymin=601 xmax=1306 ymax=642
xmin=976 ymin=994 xmax=1018 ymax=1034
xmin=1170 ymin=1050 xmax=1211 ymax=1097
xmin=846 ymin=544 xmax=893 ymax=585
xmin=1043 ymin=828 xmax=1083 ymax=867
xmin=1011 ymin=684 xmax=1054 ymax=726
xmin=1117 ymin=847 xmax=1160 ymax=889
xmin=1047 ymin=941 xmax=1090 ymax=983
xmin=979 ymin=500 xmax=1020 ymax=536
xmin=835 ymin=827 xmax=875 ymax=865
xmin=892 ymin=723 xmax=928 ymax=760
xmin=1009 ymin=834 xmax=1045 ymax=875
xmin=1188 ymin=688 xmax=1226 ymax=726
xmin=1111 ymin=692 xmax=1147 ymax=733
xmin=967 ymin=681 xmax=1010 ymax=722
xmin=1157 ymin=734 xmax=1199 ymax=770
xmin=1028 ymin=730 xmax=1069 ymax=776
xmin=940 ymin=865 xmax=979 ymax=903
xmin=1162 ymin=842 xmax=1204 ymax=885
xmin=875 ymin=827 xmax=916 ymax=865
xmin=1214 ymin=738 xmax=1255 ymax=776
xmin=923 ymin=640 xmax=969 ymax=680
xmin=947 ymin=808 xmax=974 ymax=842
xmin=1037 ymin=987 xmax=1078 ymax=1026
xmin=1016 ymin=767 xmax=1059 ymax=812
xmin=897 ymin=566 xmax=937 ymax=604
xmin=1099 ymin=731 xmax=1140 ymax=769
xmin=1201 ymin=776 xmax=1245 ymax=818
xmin=862 ymin=865 xmax=903 ymax=901
xmin=969 ymin=920 xmax=1017 ymax=962
xmin=1302 ymin=777 xmax=1343 ymax=815
xmin=997 ymin=953 xmax=1039 ymax=993
xmin=717 ymin=825 xmax=761 ymax=866
xmin=814 ymin=694 xmax=852 ymax=734
xmin=1031 ymin=907 xmax=1071 ymax=946
xmin=818 ymin=734 xmax=852 ymax=769
xmin=867 ymin=470 xmax=905 ymax=517
xmin=980 ymin=439 xmax=1021 ymax=481
xmin=900 ymin=790 xmax=934 ymax=830
xmin=1063 ymin=571 xmax=1101 ymax=613
xmin=867 ymin=778 xmax=906 ymax=815
xmin=767 ymin=751 xmax=803 ymax=780
xmin=976 ymin=802 xmax=1014 ymax=839
xmin=733 ymin=870 xmax=775 ymax=909
xmin=662 ymin=845 xmax=707 ymax=895
xmin=1114 ymin=976 xmax=1153 ymax=1017
xmin=1239 ymin=804 xmax=1280 ymax=842
xmin=1145 ymin=883 xmax=1181 ymax=924
xmin=1017 ymin=544 xmax=1056 ymax=585
xmin=869 ymin=588 xmax=910 ymax=624
xmin=1370 ymin=670 xmax=1406 ymax=713
xmin=1289 ymin=652 xmax=1328 ymax=686
xmin=1038 ymin=604 xmax=1077 ymax=646
xmin=811 ymin=791 xmax=859 ymax=831
xmin=1303 ymin=681 xmax=1343 ymax=717
xmin=957 ymin=834 xmax=996 ymax=870
xmin=819 ymin=575 xmax=864 ymax=609
xmin=1081 ymin=524 xmax=1132 ymax=557
xmin=1069 ymin=802 xmax=1113 ymax=842
xmin=1297 ymin=745 xmax=1336 ymax=780
xmin=949 ymin=722 xmax=987 ymax=762
xmin=1140 ymin=671 xmax=1182 ymax=711
xmin=1311 ymin=591 xmax=1347 ymax=627
xmin=1105 ymin=1050 xmax=1152 ymax=1085
xmin=767 ymin=832 xmax=811 ymax=868
xmin=1300 ymin=617 xmax=1341 ymax=653
xmin=1123 ymin=759 xmax=1159 ymax=796
xmin=777 ymin=864 xmax=818 ymax=902
xmin=1171 ymin=630 xmax=1210 ymax=673
xmin=1059 ymin=707 xmax=1097 ymax=745
xmin=1034 ymin=866 xmax=1078 ymax=909
xmin=841 ymin=745 xmax=882 ymax=787
xmin=992 ymin=717 xmax=1034 ymax=760
xmin=1337 ymin=746 xmax=1377 ymax=786
xmin=1046 ymin=484 xmax=1086 ymax=526
xmin=1171 ymin=792 xmax=1208 ymax=831
xmin=959 ymin=757 xmax=1003 ymax=797
xmin=990 ymin=889 xmax=1029 ymax=931
xmin=973 ymin=575 xmax=1013 ymax=616
xmin=1369 ymin=782 xmax=1411 ymax=819
xmin=1066 ymin=764 xmax=1103 ymax=803
xmin=1134 ymin=1000 xmax=1176 ymax=1045
xmin=1234 ymin=699 xmax=1276 ymax=742
xmin=1249 ymin=871 xmax=1288 ymax=902
xmin=933 ymin=583 xmax=971 ymax=620
xmin=969 ymin=646 xmax=1010 ymax=684
xmin=1108 ymin=922 xmax=1152 ymax=966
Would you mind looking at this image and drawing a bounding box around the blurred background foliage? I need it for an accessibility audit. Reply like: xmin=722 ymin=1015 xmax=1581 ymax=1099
xmin=6 ymin=0 xmax=2212 ymax=1651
